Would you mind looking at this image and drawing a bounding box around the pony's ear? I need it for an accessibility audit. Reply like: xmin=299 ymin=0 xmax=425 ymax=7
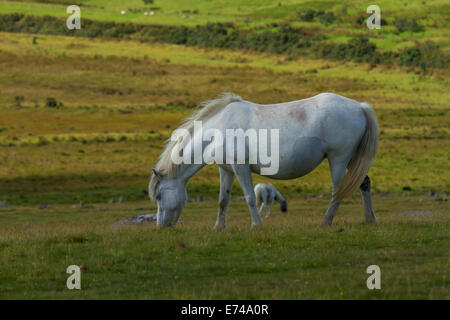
xmin=152 ymin=168 xmax=162 ymax=180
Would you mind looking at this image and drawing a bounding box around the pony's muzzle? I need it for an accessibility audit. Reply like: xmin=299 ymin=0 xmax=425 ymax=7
xmin=281 ymin=201 xmax=287 ymax=213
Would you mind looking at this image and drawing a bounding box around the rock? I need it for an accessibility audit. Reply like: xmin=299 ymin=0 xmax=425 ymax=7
xmin=118 ymin=196 xmax=124 ymax=203
xmin=188 ymin=195 xmax=205 ymax=202
xmin=427 ymin=189 xmax=436 ymax=197
xmin=38 ymin=204 xmax=51 ymax=209
xmin=0 ymin=201 xmax=8 ymax=208
xmin=398 ymin=210 xmax=439 ymax=216
xmin=108 ymin=198 xmax=114 ymax=204
xmin=113 ymin=213 xmax=157 ymax=226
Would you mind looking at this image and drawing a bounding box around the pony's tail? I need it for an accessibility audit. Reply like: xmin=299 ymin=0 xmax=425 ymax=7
xmin=332 ymin=103 xmax=379 ymax=202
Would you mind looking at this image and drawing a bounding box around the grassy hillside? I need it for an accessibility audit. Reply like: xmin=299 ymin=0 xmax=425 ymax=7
xmin=1 ymin=0 xmax=449 ymax=59
xmin=0 ymin=32 xmax=448 ymax=205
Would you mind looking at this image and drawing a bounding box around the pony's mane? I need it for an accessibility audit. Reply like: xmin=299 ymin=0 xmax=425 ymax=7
xmin=149 ymin=92 xmax=242 ymax=201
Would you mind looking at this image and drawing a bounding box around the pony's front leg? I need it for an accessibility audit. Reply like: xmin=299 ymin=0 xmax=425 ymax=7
xmin=214 ymin=167 xmax=234 ymax=230
xmin=232 ymin=164 xmax=263 ymax=228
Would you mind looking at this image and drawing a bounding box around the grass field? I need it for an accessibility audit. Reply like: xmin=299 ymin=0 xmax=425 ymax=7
xmin=0 ymin=0 xmax=449 ymax=299
xmin=0 ymin=194 xmax=448 ymax=299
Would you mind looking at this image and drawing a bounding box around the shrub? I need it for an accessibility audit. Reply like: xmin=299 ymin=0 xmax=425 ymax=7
xmin=398 ymin=47 xmax=422 ymax=66
xmin=45 ymin=97 xmax=58 ymax=108
xmin=398 ymin=44 xmax=449 ymax=68
xmin=298 ymin=10 xmax=337 ymax=25
xmin=298 ymin=9 xmax=316 ymax=22
xmin=14 ymin=96 xmax=24 ymax=107
xmin=319 ymin=12 xmax=336 ymax=26
xmin=318 ymin=37 xmax=377 ymax=63
xmin=394 ymin=17 xmax=424 ymax=33
xmin=356 ymin=16 xmax=365 ymax=25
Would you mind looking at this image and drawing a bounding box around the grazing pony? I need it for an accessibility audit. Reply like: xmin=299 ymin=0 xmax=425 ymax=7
xmin=149 ymin=92 xmax=379 ymax=228
xmin=254 ymin=183 xmax=287 ymax=218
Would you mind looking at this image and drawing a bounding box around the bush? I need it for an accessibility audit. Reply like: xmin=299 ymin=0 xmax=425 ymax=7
xmin=298 ymin=10 xmax=337 ymax=25
xmin=319 ymin=12 xmax=336 ymax=26
xmin=398 ymin=47 xmax=422 ymax=66
xmin=14 ymin=96 xmax=24 ymax=107
xmin=356 ymin=16 xmax=365 ymax=25
xmin=398 ymin=44 xmax=449 ymax=68
xmin=318 ymin=37 xmax=378 ymax=63
xmin=45 ymin=97 xmax=58 ymax=108
xmin=298 ymin=9 xmax=316 ymax=22
xmin=394 ymin=17 xmax=424 ymax=33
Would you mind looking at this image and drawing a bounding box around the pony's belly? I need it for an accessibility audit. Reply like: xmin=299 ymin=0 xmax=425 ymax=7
xmin=252 ymin=136 xmax=325 ymax=179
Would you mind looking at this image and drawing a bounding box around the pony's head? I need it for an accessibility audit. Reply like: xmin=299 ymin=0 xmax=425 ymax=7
xmin=149 ymin=169 xmax=187 ymax=227
xmin=280 ymin=200 xmax=287 ymax=213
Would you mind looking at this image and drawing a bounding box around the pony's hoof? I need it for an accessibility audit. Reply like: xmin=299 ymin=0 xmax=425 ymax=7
xmin=320 ymin=221 xmax=333 ymax=228
xmin=365 ymin=218 xmax=379 ymax=224
xmin=251 ymin=222 xmax=263 ymax=229
xmin=213 ymin=224 xmax=226 ymax=231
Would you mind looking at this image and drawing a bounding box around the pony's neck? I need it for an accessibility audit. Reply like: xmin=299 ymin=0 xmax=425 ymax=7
xmin=175 ymin=163 xmax=206 ymax=186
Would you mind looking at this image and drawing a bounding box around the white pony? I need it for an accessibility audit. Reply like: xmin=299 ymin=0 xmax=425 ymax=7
xmin=150 ymin=92 xmax=379 ymax=228
xmin=254 ymin=183 xmax=287 ymax=217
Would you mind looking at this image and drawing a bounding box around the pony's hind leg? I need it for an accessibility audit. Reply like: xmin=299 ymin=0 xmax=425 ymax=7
xmin=267 ymin=198 xmax=274 ymax=218
xmin=214 ymin=167 xmax=234 ymax=230
xmin=232 ymin=164 xmax=263 ymax=227
xmin=258 ymin=189 xmax=268 ymax=216
xmin=360 ymin=176 xmax=378 ymax=223
xmin=321 ymin=160 xmax=347 ymax=227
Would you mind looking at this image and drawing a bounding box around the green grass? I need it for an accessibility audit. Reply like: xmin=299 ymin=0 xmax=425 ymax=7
xmin=0 ymin=194 xmax=448 ymax=299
